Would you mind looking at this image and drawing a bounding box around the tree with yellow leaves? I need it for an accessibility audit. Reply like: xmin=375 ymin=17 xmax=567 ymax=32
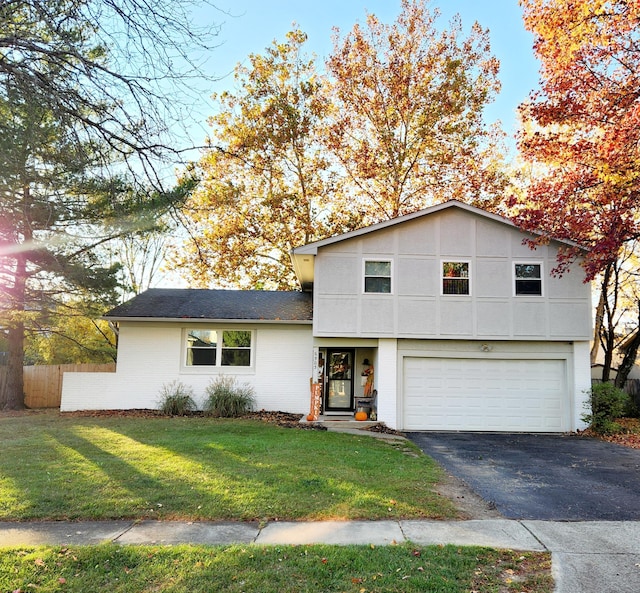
xmin=178 ymin=1 xmax=508 ymax=288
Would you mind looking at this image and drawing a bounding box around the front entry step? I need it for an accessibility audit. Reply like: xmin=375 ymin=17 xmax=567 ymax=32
xmin=301 ymin=415 xmax=378 ymax=429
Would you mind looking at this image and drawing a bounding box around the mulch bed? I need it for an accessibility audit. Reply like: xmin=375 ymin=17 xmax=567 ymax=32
xmin=245 ymin=410 xmax=327 ymax=430
xmin=60 ymin=409 xmax=166 ymax=418
xmin=49 ymin=408 xmax=407 ymax=435
xmin=55 ymin=408 xmax=328 ymax=430
xmin=361 ymin=423 xmax=406 ymax=436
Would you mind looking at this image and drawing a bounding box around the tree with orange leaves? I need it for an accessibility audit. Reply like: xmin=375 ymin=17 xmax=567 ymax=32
xmin=326 ymin=0 xmax=508 ymax=223
xmin=511 ymin=0 xmax=640 ymax=384
xmin=178 ymin=1 xmax=509 ymax=289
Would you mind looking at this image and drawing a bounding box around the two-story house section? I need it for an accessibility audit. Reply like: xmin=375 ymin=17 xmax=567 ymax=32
xmin=291 ymin=200 xmax=592 ymax=432
xmin=62 ymin=200 xmax=592 ymax=433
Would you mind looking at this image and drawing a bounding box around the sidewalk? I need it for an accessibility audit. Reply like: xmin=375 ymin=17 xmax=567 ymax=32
xmin=1 ymin=519 xmax=640 ymax=593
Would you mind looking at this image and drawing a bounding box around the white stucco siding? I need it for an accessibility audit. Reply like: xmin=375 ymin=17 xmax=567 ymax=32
xmin=376 ymin=339 xmax=399 ymax=429
xmin=61 ymin=373 xmax=123 ymax=411
xmin=61 ymin=324 xmax=181 ymax=411
xmin=61 ymin=322 xmax=313 ymax=413
xmin=249 ymin=326 xmax=314 ymax=413
xmin=572 ymin=341 xmax=591 ymax=431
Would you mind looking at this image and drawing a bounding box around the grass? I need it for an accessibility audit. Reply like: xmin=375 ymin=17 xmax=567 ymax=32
xmin=0 ymin=413 xmax=554 ymax=592
xmin=0 ymin=412 xmax=456 ymax=521
xmin=0 ymin=543 xmax=553 ymax=593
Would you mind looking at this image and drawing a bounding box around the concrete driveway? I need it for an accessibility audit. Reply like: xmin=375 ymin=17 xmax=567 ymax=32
xmin=407 ymin=432 xmax=640 ymax=520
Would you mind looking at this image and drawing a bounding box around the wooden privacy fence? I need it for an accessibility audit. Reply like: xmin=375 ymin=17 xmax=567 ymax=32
xmin=21 ymin=363 xmax=116 ymax=408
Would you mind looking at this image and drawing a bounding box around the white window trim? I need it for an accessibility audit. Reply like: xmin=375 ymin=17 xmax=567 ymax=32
xmin=440 ymin=259 xmax=472 ymax=296
xmin=181 ymin=327 xmax=255 ymax=373
xmin=362 ymin=258 xmax=393 ymax=294
xmin=513 ymin=261 xmax=544 ymax=297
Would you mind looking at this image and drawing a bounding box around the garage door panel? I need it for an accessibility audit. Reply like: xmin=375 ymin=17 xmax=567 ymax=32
xmin=403 ymin=357 xmax=567 ymax=432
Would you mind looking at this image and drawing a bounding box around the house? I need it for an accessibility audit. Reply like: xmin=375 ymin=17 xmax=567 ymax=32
xmin=61 ymin=200 xmax=593 ymax=432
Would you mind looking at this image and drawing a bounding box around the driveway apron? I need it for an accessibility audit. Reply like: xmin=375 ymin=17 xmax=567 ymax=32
xmin=407 ymin=432 xmax=640 ymax=520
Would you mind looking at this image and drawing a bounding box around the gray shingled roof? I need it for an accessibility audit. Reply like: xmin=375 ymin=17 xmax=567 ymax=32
xmin=105 ymin=289 xmax=313 ymax=322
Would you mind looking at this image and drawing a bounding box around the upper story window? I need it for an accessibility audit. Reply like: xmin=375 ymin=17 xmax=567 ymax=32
xmin=364 ymin=259 xmax=392 ymax=293
xmin=186 ymin=329 xmax=252 ymax=367
xmin=442 ymin=261 xmax=470 ymax=295
xmin=514 ymin=263 xmax=543 ymax=296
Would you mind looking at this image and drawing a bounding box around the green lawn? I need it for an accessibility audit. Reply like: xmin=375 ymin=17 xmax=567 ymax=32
xmin=0 ymin=543 xmax=553 ymax=593
xmin=0 ymin=413 xmax=456 ymax=521
xmin=0 ymin=413 xmax=554 ymax=592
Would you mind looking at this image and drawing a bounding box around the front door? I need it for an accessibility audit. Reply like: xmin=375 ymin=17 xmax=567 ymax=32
xmin=325 ymin=349 xmax=354 ymax=412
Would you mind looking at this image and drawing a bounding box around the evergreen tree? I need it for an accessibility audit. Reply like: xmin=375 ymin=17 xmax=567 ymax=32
xmin=0 ymin=0 xmax=214 ymax=408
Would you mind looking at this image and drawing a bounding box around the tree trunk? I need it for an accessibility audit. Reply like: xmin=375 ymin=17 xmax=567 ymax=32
xmin=591 ymin=284 xmax=605 ymax=364
xmin=1 ymin=186 xmax=28 ymax=410
xmin=602 ymin=338 xmax=614 ymax=383
xmin=615 ymin=334 xmax=640 ymax=389
xmin=599 ymin=263 xmax=616 ymax=383
xmin=615 ymin=302 xmax=640 ymax=389
xmin=2 ymin=323 xmax=25 ymax=410
xmin=2 ymin=253 xmax=26 ymax=409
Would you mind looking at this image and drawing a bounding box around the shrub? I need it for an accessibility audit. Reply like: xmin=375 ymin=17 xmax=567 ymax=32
xmin=582 ymin=382 xmax=630 ymax=435
xmin=203 ymin=376 xmax=255 ymax=417
xmin=157 ymin=380 xmax=197 ymax=415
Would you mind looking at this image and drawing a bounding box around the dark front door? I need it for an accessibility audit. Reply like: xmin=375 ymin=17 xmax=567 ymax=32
xmin=325 ymin=349 xmax=354 ymax=412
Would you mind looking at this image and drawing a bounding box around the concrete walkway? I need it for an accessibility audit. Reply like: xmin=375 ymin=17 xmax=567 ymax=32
xmin=1 ymin=519 xmax=639 ymax=593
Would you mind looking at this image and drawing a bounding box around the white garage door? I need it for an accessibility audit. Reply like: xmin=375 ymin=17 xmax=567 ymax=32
xmin=403 ymin=357 xmax=567 ymax=432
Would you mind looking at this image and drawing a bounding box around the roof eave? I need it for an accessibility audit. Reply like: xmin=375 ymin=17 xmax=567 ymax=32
xmin=103 ymin=316 xmax=313 ymax=324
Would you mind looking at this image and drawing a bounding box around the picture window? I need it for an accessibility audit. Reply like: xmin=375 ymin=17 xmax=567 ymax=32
xmin=186 ymin=329 xmax=252 ymax=367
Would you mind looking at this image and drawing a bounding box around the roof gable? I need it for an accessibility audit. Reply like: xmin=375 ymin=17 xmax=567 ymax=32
xmin=294 ymin=200 xmax=581 ymax=255
xmin=105 ymin=289 xmax=313 ymax=323
xmin=291 ymin=200 xmax=584 ymax=290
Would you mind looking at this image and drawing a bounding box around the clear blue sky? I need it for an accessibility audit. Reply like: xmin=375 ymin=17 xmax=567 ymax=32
xmin=191 ymin=0 xmax=540 ymax=146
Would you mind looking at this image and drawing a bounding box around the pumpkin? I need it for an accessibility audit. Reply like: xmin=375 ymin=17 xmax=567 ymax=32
xmin=355 ymin=411 xmax=368 ymax=421
xmin=306 ymin=414 xmax=315 ymax=422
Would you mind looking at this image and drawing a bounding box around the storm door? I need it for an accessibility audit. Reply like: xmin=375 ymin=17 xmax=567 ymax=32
xmin=325 ymin=349 xmax=354 ymax=411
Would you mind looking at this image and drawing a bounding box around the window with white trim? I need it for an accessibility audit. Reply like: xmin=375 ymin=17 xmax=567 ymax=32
xmin=514 ymin=263 xmax=542 ymax=296
xmin=442 ymin=261 xmax=470 ymax=295
xmin=364 ymin=259 xmax=392 ymax=293
xmin=185 ymin=329 xmax=252 ymax=367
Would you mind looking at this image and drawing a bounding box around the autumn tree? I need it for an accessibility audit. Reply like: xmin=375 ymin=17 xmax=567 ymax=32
xmin=179 ymin=1 xmax=509 ymax=288
xmin=325 ymin=0 xmax=508 ymax=222
xmin=25 ymin=300 xmax=117 ymax=365
xmin=175 ymin=30 xmax=336 ymax=289
xmin=511 ymin=0 xmax=640 ymax=385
